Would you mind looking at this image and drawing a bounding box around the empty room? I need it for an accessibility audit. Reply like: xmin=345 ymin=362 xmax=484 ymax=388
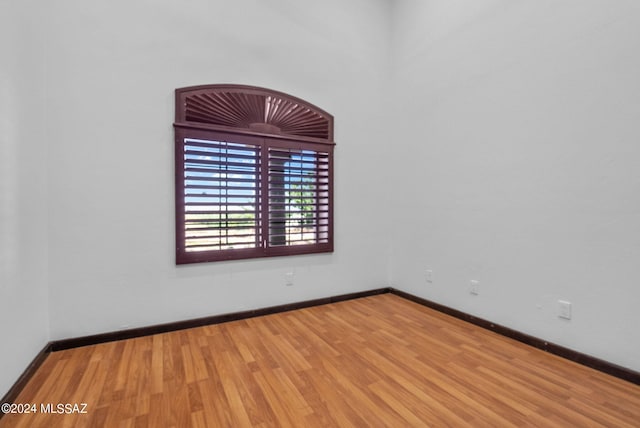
xmin=1 ymin=0 xmax=639 ymax=426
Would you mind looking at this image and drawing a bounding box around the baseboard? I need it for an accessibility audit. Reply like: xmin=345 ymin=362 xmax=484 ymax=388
xmin=389 ymin=288 xmax=640 ymax=386
xmin=3 ymin=285 xmax=637 ymax=415
xmin=0 ymin=343 xmax=50 ymax=420
xmin=48 ymin=288 xmax=390 ymax=352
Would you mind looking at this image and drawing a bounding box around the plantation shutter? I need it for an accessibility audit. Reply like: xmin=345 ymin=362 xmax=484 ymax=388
xmin=267 ymin=145 xmax=331 ymax=249
xmin=175 ymin=85 xmax=334 ymax=264
xmin=183 ymin=138 xmax=261 ymax=253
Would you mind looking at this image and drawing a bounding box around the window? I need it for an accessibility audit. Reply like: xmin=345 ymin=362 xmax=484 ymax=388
xmin=174 ymin=85 xmax=334 ymax=264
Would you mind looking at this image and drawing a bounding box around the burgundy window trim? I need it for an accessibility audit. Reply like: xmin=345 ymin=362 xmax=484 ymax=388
xmin=174 ymin=85 xmax=335 ymax=264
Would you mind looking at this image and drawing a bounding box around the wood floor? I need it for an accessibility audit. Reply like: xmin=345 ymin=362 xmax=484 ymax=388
xmin=2 ymin=294 xmax=639 ymax=427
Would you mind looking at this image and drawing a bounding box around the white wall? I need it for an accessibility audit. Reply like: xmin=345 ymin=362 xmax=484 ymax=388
xmin=0 ymin=1 xmax=50 ymax=397
xmin=4 ymin=0 xmax=639 ymax=399
xmin=45 ymin=0 xmax=393 ymax=340
xmin=390 ymin=0 xmax=640 ymax=371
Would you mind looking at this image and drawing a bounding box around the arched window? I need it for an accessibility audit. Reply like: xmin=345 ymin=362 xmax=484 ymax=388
xmin=174 ymin=85 xmax=335 ymax=264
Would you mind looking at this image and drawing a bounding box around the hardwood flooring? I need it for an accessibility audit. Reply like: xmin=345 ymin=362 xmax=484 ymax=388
xmin=2 ymin=294 xmax=639 ymax=427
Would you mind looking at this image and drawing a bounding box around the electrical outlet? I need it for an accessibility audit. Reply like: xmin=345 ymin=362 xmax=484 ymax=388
xmin=558 ymin=300 xmax=572 ymax=319
xmin=285 ymin=272 xmax=294 ymax=286
xmin=425 ymin=269 xmax=433 ymax=283
xmin=469 ymin=280 xmax=479 ymax=295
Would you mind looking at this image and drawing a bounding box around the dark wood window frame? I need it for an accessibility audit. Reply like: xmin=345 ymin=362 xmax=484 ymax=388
xmin=174 ymin=84 xmax=335 ymax=264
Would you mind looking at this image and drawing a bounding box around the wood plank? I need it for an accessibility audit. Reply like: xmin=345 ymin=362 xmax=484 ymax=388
xmin=2 ymin=294 xmax=639 ymax=427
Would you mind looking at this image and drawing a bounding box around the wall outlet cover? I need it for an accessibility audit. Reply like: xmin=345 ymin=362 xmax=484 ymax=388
xmin=470 ymin=280 xmax=479 ymax=295
xmin=425 ymin=269 xmax=433 ymax=283
xmin=285 ymin=272 xmax=294 ymax=286
xmin=558 ymin=300 xmax=572 ymax=320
